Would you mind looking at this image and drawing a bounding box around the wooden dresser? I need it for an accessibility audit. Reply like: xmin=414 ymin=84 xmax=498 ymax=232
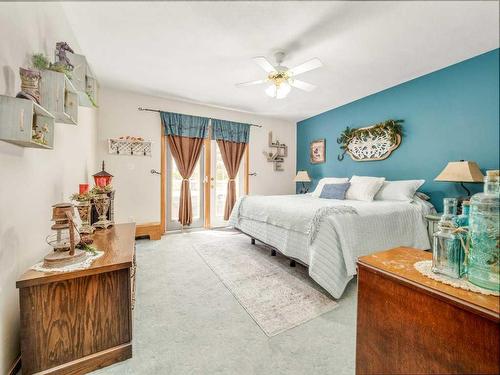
xmin=356 ymin=247 xmax=500 ymax=375
xmin=16 ymin=223 xmax=137 ymax=375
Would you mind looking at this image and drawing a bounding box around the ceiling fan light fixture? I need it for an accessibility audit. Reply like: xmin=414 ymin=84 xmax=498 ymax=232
xmin=239 ymin=51 xmax=322 ymax=99
xmin=265 ymin=80 xmax=291 ymax=99
xmin=276 ymin=81 xmax=291 ymax=99
xmin=265 ymin=84 xmax=277 ymax=98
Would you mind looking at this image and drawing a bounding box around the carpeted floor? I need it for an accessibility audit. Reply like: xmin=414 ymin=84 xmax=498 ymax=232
xmin=91 ymin=229 xmax=357 ymax=375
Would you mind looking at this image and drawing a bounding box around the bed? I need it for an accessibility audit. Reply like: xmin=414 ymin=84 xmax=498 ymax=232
xmin=228 ymin=194 xmax=435 ymax=299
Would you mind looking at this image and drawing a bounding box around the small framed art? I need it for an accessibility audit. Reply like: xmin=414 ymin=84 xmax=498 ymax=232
xmin=310 ymin=139 xmax=326 ymax=164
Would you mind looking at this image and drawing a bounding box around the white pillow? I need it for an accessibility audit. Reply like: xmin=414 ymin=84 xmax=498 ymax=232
xmin=311 ymin=177 xmax=349 ymax=197
xmin=346 ymin=176 xmax=385 ymax=201
xmin=375 ymin=180 xmax=425 ymax=201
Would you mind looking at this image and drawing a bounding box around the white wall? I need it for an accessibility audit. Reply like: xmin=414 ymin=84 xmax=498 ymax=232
xmin=0 ymin=3 xmax=98 ymax=373
xmin=98 ymin=87 xmax=296 ymax=224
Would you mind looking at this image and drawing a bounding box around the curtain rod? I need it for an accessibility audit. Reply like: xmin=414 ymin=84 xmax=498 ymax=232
xmin=138 ymin=107 xmax=262 ymax=128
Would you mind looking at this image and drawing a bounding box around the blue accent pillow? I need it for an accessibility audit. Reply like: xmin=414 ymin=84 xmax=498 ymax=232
xmin=319 ymin=183 xmax=351 ymax=200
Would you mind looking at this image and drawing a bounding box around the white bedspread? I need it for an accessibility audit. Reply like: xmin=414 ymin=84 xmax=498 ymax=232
xmin=229 ymin=195 xmax=434 ymax=298
xmin=236 ymin=194 xmax=357 ymax=235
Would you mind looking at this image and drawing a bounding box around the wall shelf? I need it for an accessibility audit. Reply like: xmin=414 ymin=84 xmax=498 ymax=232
xmin=67 ymin=52 xmax=98 ymax=108
xmin=40 ymin=70 xmax=78 ymax=125
xmin=108 ymin=138 xmax=152 ymax=156
xmin=0 ymin=95 xmax=55 ymax=149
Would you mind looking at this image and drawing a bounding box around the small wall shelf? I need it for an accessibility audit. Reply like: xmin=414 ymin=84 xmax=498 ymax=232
xmin=0 ymin=95 xmax=55 ymax=149
xmin=40 ymin=70 xmax=78 ymax=125
xmin=108 ymin=138 xmax=152 ymax=156
xmin=67 ymin=52 xmax=98 ymax=108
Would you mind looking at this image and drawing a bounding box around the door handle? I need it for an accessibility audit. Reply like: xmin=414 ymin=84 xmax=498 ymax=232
xmin=150 ymin=169 xmax=161 ymax=175
xmin=248 ymin=172 xmax=257 ymax=176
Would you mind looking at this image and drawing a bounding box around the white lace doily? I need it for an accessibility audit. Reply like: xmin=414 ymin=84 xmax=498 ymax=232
xmin=414 ymin=260 xmax=499 ymax=296
xmin=31 ymin=251 xmax=105 ymax=273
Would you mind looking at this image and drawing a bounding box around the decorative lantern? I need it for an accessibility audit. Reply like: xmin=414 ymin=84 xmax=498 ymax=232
xmin=43 ymin=203 xmax=85 ymax=268
xmin=93 ymin=161 xmax=113 ymax=188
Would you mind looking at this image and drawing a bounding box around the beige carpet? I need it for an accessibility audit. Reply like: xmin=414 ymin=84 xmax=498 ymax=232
xmin=193 ymin=234 xmax=338 ymax=336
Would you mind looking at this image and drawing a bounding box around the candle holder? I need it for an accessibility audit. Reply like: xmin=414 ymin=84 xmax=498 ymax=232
xmin=93 ymin=193 xmax=112 ymax=229
xmin=76 ymin=201 xmax=94 ymax=234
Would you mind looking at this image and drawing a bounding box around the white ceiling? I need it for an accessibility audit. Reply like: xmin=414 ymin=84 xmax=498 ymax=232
xmin=62 ymin=1 xmax=499 ymax=122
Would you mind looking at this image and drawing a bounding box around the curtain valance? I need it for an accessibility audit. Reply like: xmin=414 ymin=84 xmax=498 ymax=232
xmin=211 ymin=119 xmax=250 ymax=144
xmin=160 ymin=111 xmax=209 ymax=139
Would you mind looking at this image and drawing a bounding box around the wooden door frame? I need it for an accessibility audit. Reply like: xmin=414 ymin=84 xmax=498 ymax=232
xmin=160 ymin=136 xmax=249 ymax=233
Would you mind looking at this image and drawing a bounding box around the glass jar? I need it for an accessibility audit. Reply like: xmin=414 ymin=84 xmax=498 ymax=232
xmin=453 ymin=200 xmax=470 ymax=228
xmin=432 ymin=198 xmax=465 ymax=278
xmin=467 ymin=170 xmax=500 ymax=291
xmin=442 ymin=198 xmax=458 ymax=221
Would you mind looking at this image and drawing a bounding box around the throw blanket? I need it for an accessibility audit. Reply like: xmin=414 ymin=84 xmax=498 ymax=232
xmin=236 ymin=195 xmax=357 ymax=243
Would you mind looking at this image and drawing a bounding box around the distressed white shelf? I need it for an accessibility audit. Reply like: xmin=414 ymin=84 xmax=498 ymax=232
xmin=108 ymin=138 xmax=152 ymax=156
xmin=67 ymin=52 xmax=98 ymax=108
xmin=0 ymin=95 xmax=55 ymax=149
xmin=40 ymin=70 xmax=78 ymax=125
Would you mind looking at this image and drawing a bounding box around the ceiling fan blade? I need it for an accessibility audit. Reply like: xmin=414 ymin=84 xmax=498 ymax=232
xmin=253 ymin=56 xmax=276 ymax=73
xmin=236 ymin=79 xmax=267 ymax=87
xmin=290 ymin=79 xmax=316 ymax=92
xmin=288 ymin=58 xmax=323 ymax=76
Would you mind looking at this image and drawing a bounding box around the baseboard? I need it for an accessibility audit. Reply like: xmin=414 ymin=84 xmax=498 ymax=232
xmin=135 ymin=222 xmax=162 ymax=240
xmin=7 ymin=355 xmax=21 ymax=375
xmin=34 ymin=343 xmax=131 ymax=375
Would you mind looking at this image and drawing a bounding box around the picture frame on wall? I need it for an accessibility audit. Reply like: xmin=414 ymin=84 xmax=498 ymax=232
xmin=310 ymin=139 xmax=326 ymax=164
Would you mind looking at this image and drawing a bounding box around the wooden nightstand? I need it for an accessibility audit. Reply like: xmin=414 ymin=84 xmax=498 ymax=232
xmin=425 ymin=212 xmax=442 ymax=251
xmin=356 ymin=248 xmax=500 ymax=375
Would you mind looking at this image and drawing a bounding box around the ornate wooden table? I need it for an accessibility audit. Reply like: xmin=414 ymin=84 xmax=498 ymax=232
xmin=356 ymin=247 xmax=499 ymax=375
xmin=16 ymin=223 xmax=136 ymax=375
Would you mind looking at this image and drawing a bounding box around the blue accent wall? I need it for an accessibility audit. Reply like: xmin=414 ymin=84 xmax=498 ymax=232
xmin=297 ymin=49 xmax=500 ymax=211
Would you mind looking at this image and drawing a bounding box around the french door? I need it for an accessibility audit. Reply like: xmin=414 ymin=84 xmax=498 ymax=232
xmin=164 ymin=139 xmax=247 ymax=231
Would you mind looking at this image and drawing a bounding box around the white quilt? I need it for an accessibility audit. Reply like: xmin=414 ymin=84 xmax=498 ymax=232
xmin=229 ymin=194 xmax=434 ymax=298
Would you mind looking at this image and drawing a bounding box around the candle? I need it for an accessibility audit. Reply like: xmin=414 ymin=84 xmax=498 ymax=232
xmin=79 ymin=184 xmax=89 ymax=194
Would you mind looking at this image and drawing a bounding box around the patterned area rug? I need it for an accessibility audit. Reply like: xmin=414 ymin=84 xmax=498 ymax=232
xmin=193 ymin=234 xmax=338 ymax=336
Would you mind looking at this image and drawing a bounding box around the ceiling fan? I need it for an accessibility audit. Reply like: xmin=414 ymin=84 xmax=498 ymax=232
xmin=236 ymin=51 xmax=322 ymax=99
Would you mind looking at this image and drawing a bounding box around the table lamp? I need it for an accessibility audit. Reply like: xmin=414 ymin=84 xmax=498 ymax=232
xmin=434 ymin=160 xmax=484 ymax=197
xmin=294 ymin=170 xmax=311 ymax=194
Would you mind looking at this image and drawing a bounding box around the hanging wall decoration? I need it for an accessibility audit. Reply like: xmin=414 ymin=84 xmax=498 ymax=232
xmin=310 ymin=139 xmax=326 ymax=164
xmin=337 ymin=119 xmax=403 ymax=161
xmin=263 ymin=131 xmax=288 ymax=171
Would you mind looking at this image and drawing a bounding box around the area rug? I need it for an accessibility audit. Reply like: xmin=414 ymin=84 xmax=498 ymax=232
xmin=193 ymin=234 xmax=338 ymax=336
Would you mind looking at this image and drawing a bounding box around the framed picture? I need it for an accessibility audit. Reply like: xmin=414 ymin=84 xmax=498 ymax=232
xmin=310 ymin=139 xmax=326 ymax=164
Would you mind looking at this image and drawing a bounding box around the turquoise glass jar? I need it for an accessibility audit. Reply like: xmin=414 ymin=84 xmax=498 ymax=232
xmin=467 ymin=170 xmax=500 ymax=291
xmin=432 ymin=198 xmax=465 ymax=278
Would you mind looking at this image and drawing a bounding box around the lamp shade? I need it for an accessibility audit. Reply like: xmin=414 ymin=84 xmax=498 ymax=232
xmin=294 ymin=170 xmax=311 ymax=182
xmin=434 ymin=161 xmax=484 ymax=183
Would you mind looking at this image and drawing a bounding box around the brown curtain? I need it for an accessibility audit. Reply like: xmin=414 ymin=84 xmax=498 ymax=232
xmin=216 ymin=140 xmax=247 ymax=220
xmin=167 ymin=135 xmax=204 ymax=226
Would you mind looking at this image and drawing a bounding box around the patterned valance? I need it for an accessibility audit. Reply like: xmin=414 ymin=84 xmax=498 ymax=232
xmin=211 ymin=119 xmax=250 ymax=144
xmin=160 ymin=111 xmax=209 ymax=139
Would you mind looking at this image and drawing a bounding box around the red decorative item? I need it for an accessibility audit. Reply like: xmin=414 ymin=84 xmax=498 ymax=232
xmin=79 ymin=184 xmax=89 ymax=194
xmin=93 ymin=161 xmax=113 ymax=187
